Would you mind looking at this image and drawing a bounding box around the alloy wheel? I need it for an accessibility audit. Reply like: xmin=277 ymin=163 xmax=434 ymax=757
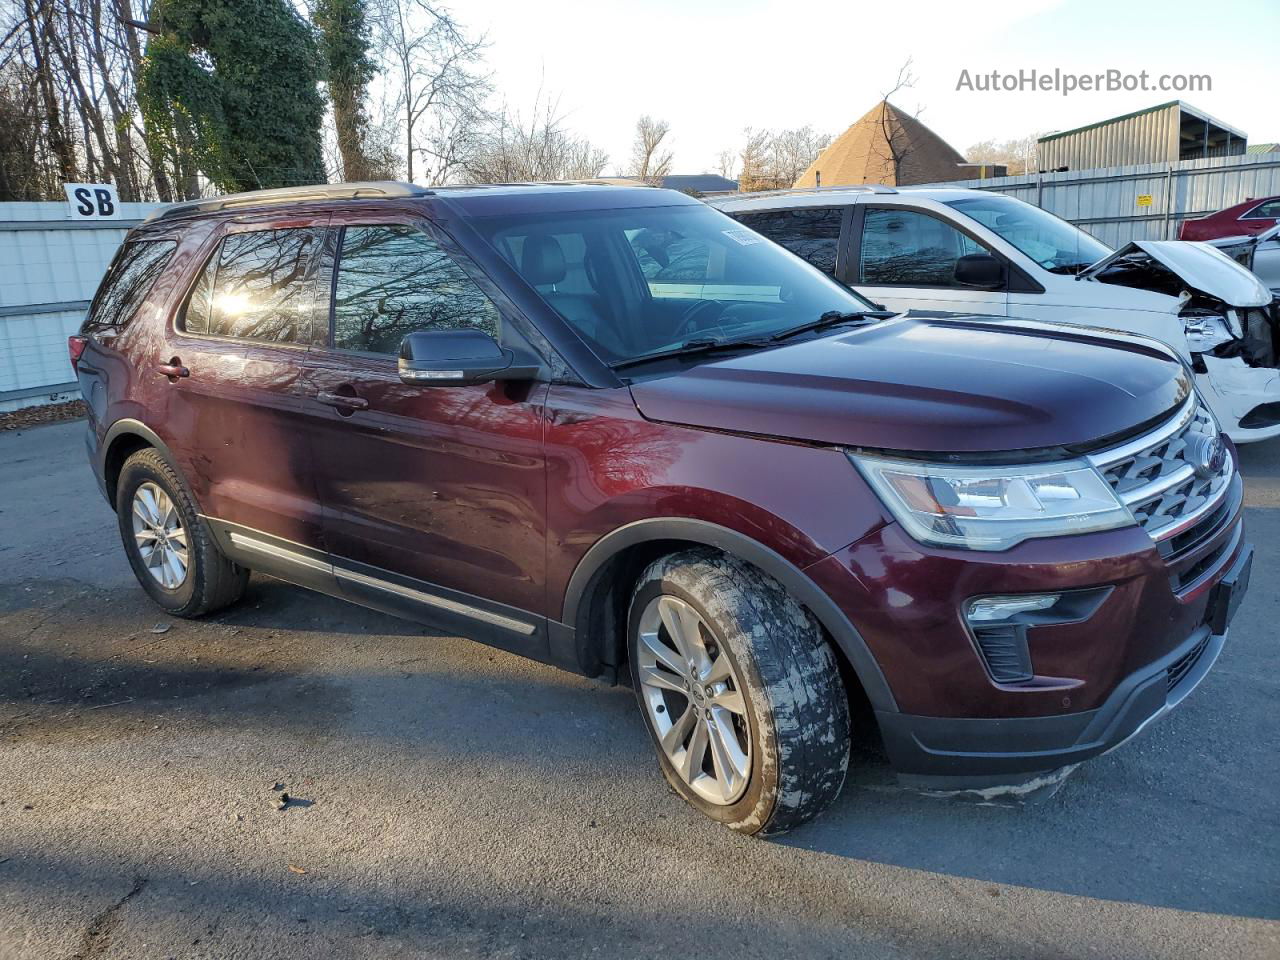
xmin=636 ymin=595 xmax=752 ymax=805
xmin=131 ymin=481 xmax=189 ymax=589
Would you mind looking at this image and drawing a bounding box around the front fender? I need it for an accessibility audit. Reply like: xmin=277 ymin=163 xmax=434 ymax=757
xmin=558 ymin=516 xmax=897 ymax=712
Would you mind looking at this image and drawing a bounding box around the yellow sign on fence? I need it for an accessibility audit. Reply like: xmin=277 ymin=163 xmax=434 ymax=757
xmin=1136 ymin=194 xmax=1154 ymax=207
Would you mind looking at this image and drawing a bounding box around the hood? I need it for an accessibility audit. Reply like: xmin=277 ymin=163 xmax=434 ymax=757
xmin=1081 ymin=240 xmax=1272 ymax=308
xmin=629 ymin=316 xmax=1189 ymax=454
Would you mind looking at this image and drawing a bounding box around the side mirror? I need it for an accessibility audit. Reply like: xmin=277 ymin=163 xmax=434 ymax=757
xmin=954 ymin=253 xmax=1006 ymax=289
xmin=398 ymin=329 xmax=538 ymax=387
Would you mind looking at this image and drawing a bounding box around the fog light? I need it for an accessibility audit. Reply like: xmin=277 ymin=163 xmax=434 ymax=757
xmin=964 ymin=594 xmax=1061 ymax=684
xmin=966 ymin=594 xmax=1061 ymax=623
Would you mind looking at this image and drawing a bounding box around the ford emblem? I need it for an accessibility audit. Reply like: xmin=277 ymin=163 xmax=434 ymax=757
xmin=1189 ymin=435 xmax=1225 ymax=477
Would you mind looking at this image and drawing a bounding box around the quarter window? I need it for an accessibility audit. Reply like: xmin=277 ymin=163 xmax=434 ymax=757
xmin=83 ymin=240 xmax=177 ymax=335
xmin=734 ymin=208 xmax=843 ymax=274
xmin=859 ymin=208 xmax=990 ymax=286
xmin=183 ymin=228 xmax=325 ymax=344
xmin=332 ymin=225 xmax=500 ymax=355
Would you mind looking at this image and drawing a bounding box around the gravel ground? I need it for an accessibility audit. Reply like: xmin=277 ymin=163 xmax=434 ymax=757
xmin=0 ymin=419 xmax=1277 ymax=959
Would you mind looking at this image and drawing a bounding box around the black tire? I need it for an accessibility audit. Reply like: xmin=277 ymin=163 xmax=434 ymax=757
xmin=115 ymin=448 xmax=248 ymax=618
xmin=628 ymin=548 xmax=850 ymax=836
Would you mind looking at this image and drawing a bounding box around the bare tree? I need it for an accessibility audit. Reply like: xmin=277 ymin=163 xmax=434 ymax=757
xmin=369 ymin=0 xmax=489 ymax=184
xmin=628 ymin=114 xmax=672 ymax=184
xmin=871 ymin=56 xmax=918 ymax=185
xmin=966 ymin=133 xmax=1041 ymax=176
xmin=769 ymin=125 xmax=830 ymax=186
xmin=0 ymin=0 xmax=177 ymax=200
xmin=734 ymin=126 xmax=829 ymax=191
xmin=463 ymin=91 xmax=608 ymax=183
xmin=16 ymin=0 xmax=78 ymax=185
xmin=715 ymin=148 xmax=736 ymax=181
xmin=736 ymin=127 xmax=773 ymax=191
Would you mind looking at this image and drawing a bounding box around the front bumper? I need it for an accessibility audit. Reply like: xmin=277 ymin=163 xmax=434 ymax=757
xmin=878 ymin=614 xmax=1232 ymax=791
xmin=805 ymin=466 xmax=1249 ymax=791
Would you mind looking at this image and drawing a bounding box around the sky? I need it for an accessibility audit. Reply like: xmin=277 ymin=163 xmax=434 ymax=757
xmin=458 ymin=0 xmax=1280 ymax=176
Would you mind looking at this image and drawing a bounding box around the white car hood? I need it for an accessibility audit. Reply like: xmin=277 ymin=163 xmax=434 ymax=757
xmin=1081 ymin=240 xmax=1273 ymax=308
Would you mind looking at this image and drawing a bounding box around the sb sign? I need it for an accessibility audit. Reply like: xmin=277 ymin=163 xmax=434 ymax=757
xmin=63 ymin=183 xmax=121 ymax=219
xmin=1136 ymin=194 xmax=1154 ymax=208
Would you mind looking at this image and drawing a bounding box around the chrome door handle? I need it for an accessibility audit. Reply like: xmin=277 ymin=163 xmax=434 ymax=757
xmin=316 ymin=391 xmax=369 ymax=411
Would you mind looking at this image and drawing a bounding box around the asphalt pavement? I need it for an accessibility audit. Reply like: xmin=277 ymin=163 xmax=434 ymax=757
xmin=0 ymin=419 xmax=1276 ymax=959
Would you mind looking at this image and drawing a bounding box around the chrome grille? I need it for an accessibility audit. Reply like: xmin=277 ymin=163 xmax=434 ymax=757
xmin=1089 ymin=395 xmax=1233 ymax=541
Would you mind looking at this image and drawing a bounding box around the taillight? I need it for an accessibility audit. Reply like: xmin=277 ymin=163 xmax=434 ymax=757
xmin=68 ymin=335 xmax=88 ymax=373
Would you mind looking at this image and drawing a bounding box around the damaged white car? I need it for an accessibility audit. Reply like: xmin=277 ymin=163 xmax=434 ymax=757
xmin=713 ymin=188 xmax=1280 ymax=442
xmin=1210 ymin=223 xmax=1280 ymax=295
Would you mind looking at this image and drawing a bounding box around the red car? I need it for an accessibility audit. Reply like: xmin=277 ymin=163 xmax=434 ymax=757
xmin=71 ymin=182 xmax=1250 ymax=834
xmin=1180 ymin=196 xmax=1280 ymax=241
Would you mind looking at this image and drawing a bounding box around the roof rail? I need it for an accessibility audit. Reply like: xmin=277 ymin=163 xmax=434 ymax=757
xmin=724 ymin=184 xmax=899 ymax=201
xmin=142 ymin=181 xmax=434 ymax=224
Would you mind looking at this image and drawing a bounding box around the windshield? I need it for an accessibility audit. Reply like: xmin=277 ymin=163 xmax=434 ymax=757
xmin=472 ymin=203 xmax=879 ymax=366
xmin=945 ymin=195 xmax=1112 ymax=274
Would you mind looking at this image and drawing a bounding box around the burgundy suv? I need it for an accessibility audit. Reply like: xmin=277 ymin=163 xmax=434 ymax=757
xmin=72 ymin=182 xmax=1251 ymax=834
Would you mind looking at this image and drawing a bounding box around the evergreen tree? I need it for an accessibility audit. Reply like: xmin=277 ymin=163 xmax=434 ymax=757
xmin=141 ymin=0 xmax=326 ymax=193
xmin=314 ymin=0 xmax=378 ymax=182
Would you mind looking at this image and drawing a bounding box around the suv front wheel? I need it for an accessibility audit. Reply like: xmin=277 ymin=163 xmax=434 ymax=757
xmin=115 ymin=448 xmax=248 ymax=618
xmin=628 ymin=549 xmax=851 ymax=835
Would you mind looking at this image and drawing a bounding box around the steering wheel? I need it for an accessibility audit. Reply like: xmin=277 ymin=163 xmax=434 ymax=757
xmin=673 ymin=299 xmax=729 ymax=340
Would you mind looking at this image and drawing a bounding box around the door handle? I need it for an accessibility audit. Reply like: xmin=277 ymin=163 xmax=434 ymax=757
xmin=156 ymin=358 xmax=189 ymax=381
xmin=316 ymin=390 xmax=369 ymax=412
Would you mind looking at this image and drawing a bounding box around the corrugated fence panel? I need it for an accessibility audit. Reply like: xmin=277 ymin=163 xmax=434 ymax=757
xmin=0 ymin=201 xmax=163 ymax=410
xmin=0 ymin=310 xmax=87 ymax=394
xmin=922 ymin=153 xmax=1280 ymax=247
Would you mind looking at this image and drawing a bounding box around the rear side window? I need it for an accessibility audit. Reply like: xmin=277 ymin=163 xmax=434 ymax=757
xmin=82 ymin=240 xmax=177 ymax=335
xmin=1243 ymin=200 xmax=1280 ymax=220
xmin=331 ymin=225 xmax=500 ymax=355
xmin=734 ymin=208 xmax=843 ymax=275
xmin=182 ymin=228 xmax=325 ymax=344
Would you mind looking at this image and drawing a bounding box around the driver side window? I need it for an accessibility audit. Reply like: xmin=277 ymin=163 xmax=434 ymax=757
xmin=859 ymin=208 xmax=990 ymax=287
xmin=332 ymin=225 xmax=500 ymax=355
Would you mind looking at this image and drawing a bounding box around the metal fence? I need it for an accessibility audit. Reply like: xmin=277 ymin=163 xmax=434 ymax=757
xmin=0 ymin=202 xmax=161 ymax=413
xmin=923 ymin=152 xmax=1280 ymax=248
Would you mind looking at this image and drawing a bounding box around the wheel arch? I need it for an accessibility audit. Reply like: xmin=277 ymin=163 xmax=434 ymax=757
xmin=558 ymin=518 xmax=898 ymax=713
xmin=101 ymin=419 xmax=179 ymax=509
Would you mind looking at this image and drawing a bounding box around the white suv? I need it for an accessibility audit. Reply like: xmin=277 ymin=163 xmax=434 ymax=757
xmin=709 ymin=186 xmax=1280 ymax=442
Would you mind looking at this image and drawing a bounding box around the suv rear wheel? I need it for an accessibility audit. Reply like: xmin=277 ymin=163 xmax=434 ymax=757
xmin=115 ymin=448 xmax=248 ymax=617
xmin=628 ymin=548 xmax=851 ymax=835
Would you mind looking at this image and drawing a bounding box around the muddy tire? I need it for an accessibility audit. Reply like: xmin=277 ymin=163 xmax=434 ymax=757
xmin=115 ymin=448 xmax=248 ymax=618
xmin=628 ymin=548 xmax=850 ymax=835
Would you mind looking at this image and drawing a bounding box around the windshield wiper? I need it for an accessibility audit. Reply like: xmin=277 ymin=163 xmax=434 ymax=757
xmin=767 ymin=309 xmax=894 ymax=343
xmin=610 ymin=336 xmax=772 ymax=371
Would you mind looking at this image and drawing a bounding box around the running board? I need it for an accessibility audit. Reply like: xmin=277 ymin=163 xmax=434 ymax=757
xmin=205 ymin=517 xmax=546 ymax=657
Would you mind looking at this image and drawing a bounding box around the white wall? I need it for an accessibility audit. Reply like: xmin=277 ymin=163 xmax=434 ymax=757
xmin=0 ymin=201 xmax=164 ymax=412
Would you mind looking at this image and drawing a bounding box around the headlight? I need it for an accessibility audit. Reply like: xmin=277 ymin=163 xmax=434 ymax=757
xmin=849 ymin=453 xmax=1135 ymax=551
xmin=1183 ymin=313 xmax=1235 ymax=353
